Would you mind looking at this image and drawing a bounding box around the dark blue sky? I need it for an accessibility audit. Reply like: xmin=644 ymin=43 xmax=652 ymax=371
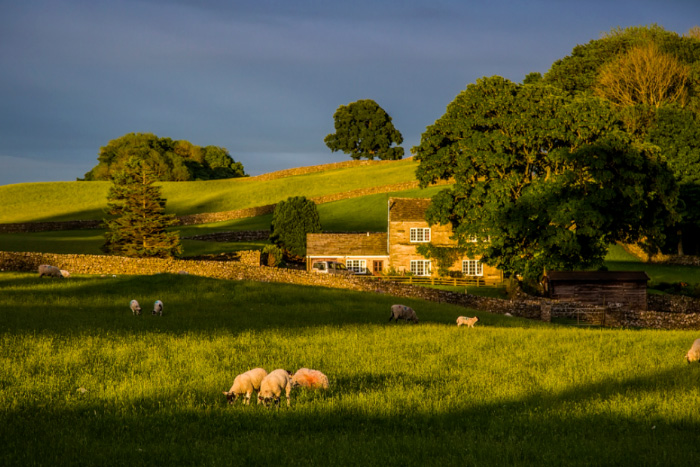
xmin=1 ymin=0 xmax=698 ymax=185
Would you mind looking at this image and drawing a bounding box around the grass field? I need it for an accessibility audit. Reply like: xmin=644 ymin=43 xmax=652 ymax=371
xmin=0 ymin=159 xmax=419 ymax=223
xmin=0 ymin=184 xmax=449 ymax=257
xmin=1 ymin=272 xmax=699 ymax=466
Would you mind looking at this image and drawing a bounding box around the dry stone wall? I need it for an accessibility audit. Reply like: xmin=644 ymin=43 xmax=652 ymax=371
xmin=2 ymin=251 xmax=698 ymax=329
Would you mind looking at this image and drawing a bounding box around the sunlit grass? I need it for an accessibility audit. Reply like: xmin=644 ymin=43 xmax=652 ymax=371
xmin=0 ymin=159 xmax=419 ymax=223
xmin=1 ymin=272 xmax=699 ymax=466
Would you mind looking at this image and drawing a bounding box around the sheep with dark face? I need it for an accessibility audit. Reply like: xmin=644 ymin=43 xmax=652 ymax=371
xmin=38 ymin=264 xmax=63 ymax=278
xmin=456 ymin=316 xmax=479 ymax=327
xmin=152 ymin=300 xmax=163 ymax=316
xmin=130 ymin=300 xmax=142 ymax=316
xmin=257 ymin=369 xmax=293 ymax=407
xmin=389 ymin=304 xmax=418 ymax=324
xmin=686 ymin=338 xmax=700 ymax=363
xmin=223 ymin=368 xmax=268 ymax=405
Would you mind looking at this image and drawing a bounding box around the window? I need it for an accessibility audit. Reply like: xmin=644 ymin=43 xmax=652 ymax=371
xmin=410 ymin=260 xmax=431 ymax=276
xmin=373 ymin=261 xmax=383 ymax=274
xmin=346 ymin=259 xmax=367 ymax=274
xmin=462 ymin=260 xmax=483 ymax=276
xmin=410 ymin=227 xmax=431 ymax=243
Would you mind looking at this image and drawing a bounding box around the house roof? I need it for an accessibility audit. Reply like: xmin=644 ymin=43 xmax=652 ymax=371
xmin=389 ymin=197 xmax=432 ymax=222
xmin=545 ymin=271 xmax=650 ymax=282
xmin=306 ymin=232 xmax=388 ymax=256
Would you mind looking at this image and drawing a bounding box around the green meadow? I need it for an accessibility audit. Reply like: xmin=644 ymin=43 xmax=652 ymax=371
xmin=1 ymin=272 xmax=699 ymax=466
xmin=0 ymin=159 xmax=419 ymax=223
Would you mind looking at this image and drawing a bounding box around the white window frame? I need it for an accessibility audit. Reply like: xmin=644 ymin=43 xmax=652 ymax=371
xmin=346 ymin=259 xmax=367 ymax=274
xmin=462 ymin=260 xmax=483 ymax=276
xmin=410 ymin=227 xmax=431 ymax=243
xmin=410 ymin=260 xmax=432 ymax=276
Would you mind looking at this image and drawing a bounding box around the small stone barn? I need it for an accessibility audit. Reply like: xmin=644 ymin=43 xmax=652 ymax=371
xmin=543 ymin=271 xmax=650 ymax=311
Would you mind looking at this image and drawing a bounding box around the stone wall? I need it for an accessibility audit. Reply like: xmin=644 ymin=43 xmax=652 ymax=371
xmin=182 ymin=230 xmax=271 ymax=242
xmin=3 ymin=251 xmax=698 ymax=329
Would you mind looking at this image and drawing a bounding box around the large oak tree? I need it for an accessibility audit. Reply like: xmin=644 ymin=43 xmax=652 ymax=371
xmin=412 ymin=76 xmax=678 ymax=280
xmin=324 ymin=99 xmax=404 ymax=160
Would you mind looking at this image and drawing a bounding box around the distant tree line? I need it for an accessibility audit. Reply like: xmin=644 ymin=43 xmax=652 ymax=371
xmin=82 ymin=133 xmax=246 ymax=182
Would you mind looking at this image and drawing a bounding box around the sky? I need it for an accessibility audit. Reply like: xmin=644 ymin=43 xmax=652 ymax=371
xmin=1 ymin=0 xmax=698 ymax=186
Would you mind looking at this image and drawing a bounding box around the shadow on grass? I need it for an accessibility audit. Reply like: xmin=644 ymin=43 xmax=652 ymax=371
xmin=2 ymin=365 xmax=699 ymax=466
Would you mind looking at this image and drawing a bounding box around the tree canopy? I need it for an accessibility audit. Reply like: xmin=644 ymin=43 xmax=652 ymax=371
xmin=102 ymin=157 xmax=181 ymax=258
xmin=412 ymin=76 xmax=679 ymax=280
xmin=269 ymin=196 xmax=321 ymax=260
xmin=83 ymin=133 xmax=246 ymax=181
xmin=324 ymin=99 xmax=404 ymax=160
xmin=544 ymin=25 xmax=700 ymax=256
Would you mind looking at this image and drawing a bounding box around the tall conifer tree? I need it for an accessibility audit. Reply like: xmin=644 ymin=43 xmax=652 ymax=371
xmin=102 ymin=157 xmax=181 ymax=258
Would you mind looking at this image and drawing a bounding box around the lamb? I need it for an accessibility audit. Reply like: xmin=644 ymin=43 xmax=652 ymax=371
xmin=291 ymin=368 xmax=329 ymax=390
xmin=60 ymin=270 xmax=71 ymax=278
xmin=152 ymin=300 xmax=163 ymax=316
xmin=223 ymin=368 xmax=268 ymax=405
xmin=389 ymin=304 xmax=419 ymax=324
xmin=456 ymin=316 xmax=479 ymax=327
xmin=686 ymin=338 xmax=700 ymax=363
xmin=257 ymin=369 xmax=293 ymax=407
xmin=38 ymin=264 xmax=63 ymax=278
xmin=130 ymin=299 xmax=142 ymax=316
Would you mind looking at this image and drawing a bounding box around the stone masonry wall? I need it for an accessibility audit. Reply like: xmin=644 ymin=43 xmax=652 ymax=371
xmin=2 ymin=251 xmax=698 ymax=329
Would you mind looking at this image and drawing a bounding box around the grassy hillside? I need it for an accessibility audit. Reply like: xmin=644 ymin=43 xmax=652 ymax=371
xmin=0 ymin=159 xmax=419 ymax=223
xmin=1 ymin=185 xmax=449 ymax=257
xmin=1 ymin=272 xmax=698 ymax=466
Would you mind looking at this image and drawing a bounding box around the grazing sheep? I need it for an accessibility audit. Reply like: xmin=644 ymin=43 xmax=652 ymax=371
xmin=130 ymin=299 xmax=142 ymax=316
xmin=258 ymin=369 xmax=293 ymax=407
xmin=686 ymin=338 xmax=700 ymax=363
xmin=223 ymin=368 xmax=268 ymax=405
xmin=389 ymin=304 xmax=419 ymax=324
xmin=152 ymin=300 xmax=163 ymax=316
xmin=38 ymin=264 xmax=63 ymax=278
xmin=60 ymin=270 xmax=71 ymax=278
xmin=456 ymin=316 xmax=479 ymax=328
xmin=291 ymin=368 xmax=329 ymax=390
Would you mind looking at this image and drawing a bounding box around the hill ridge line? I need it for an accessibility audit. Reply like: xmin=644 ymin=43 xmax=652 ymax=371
xmin=0 ymin=179 xmax=450 ymax=233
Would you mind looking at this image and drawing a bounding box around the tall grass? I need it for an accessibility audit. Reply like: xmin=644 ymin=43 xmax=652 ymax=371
xmin=1 ymin=272 xmax=699 ymax=466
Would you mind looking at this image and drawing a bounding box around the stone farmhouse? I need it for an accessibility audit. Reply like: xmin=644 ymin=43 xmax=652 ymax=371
xmin=306 ymin=197 xmax=503 ymax=284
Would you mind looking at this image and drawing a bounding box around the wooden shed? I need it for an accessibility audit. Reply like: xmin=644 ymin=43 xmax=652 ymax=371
xmin=543 ymin=271 xmax=650 ymax=311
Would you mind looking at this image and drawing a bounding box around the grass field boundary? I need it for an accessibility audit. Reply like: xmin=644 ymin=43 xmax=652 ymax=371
xmin=0 ymin=179 xmax=451 ymax=233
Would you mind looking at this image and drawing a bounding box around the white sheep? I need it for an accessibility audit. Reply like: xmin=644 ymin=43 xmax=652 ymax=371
xmin=456 ymin=316 xmax=479 ymax=327
xmin=60 ymin=270 xmax=71 ymax=278
xmin=686 ymin=338 xmax=700 ymax=363
xmin=38 ymin=264 xmax=63 ymax=278
xmin=223 ymin=368 xmax=268 ymax=405
xmin=257 ymin=369 xmax=293 ymax=407
xmin=389 ymin=304 xmax=419 ymax=324
xmin=291 ymin=368 xmax=329 ymax=390
xmin=130 ymin=299 xmax=142 ymax=316
xmin=152 ymin=300 xmax=163 ymax=316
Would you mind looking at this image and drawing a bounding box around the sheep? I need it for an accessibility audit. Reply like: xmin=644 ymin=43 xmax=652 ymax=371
xmin=389 ymin=304 xmax=418 ymax=324
xmin=291 ymin=368 xmax=329 ymax=390
xmin=223 ymin=368 xmax=268 ymax=405
xmin=38 ymin=264 xmax=63 ymax=278
xmin=130 ymin=299 xmax=142 ymax=316
xmin=456 ymin=316 xmax=479 ymax=328
xmin=686 ymin=338 xmax=700 ymax=363
xmin=60 ymin=270 xmax=71 ymax=278
xmin=257 ymin=369 xmax=293 ymax=407
xmin=152 ymin=300 xmax=163 ymax=316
